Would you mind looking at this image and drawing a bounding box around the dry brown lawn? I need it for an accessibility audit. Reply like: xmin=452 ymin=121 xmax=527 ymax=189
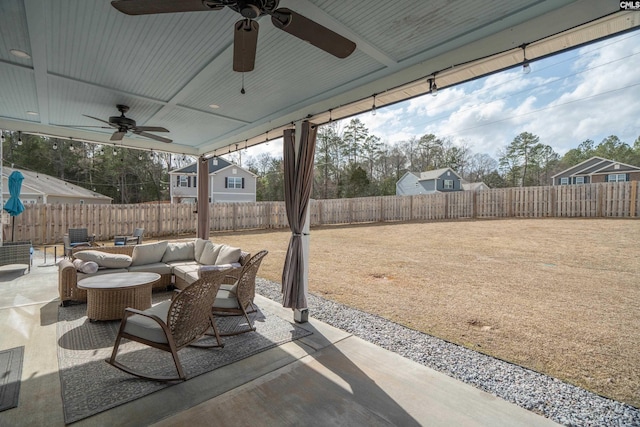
xmin=209 ymin=218 xmax=640 ymax=408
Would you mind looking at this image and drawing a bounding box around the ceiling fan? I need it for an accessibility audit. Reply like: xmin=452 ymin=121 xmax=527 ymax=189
xmin=110 ymin=0 xmax=357 ymax=72
xmin=83 ymin=105 xmax=172 ymax=143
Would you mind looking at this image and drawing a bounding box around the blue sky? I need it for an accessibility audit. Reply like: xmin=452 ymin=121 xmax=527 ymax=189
xmin=239 ymin=28 xmax=640 ymax=163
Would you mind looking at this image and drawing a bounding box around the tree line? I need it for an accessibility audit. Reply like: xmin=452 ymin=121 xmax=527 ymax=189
xmin=3 ymin=122 xmax=640 ymax=204
xmin=243 ymin=118 xmax=640 ymax=201
xmin=1 ymin=132 xmax=193 ymax=203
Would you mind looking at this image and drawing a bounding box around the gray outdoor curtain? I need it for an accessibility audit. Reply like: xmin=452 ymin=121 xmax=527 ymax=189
xmin=281 ymin=121 xmax=317 ymax=309
xmin=197 ymin=155 xmax=210 ymax=240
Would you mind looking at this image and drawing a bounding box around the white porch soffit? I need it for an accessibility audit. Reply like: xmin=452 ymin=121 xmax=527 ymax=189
xmin=210 ymin=11 xmax=639 ymax=157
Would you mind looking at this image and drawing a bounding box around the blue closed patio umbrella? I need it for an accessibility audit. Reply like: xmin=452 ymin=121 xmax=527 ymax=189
xmin=4 ymin=171 xmax=25 ymax=241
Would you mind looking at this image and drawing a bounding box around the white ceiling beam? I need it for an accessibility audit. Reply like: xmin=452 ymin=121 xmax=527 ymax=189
xmin=24 ymin=0 xmax=49 ymax=124
xmin=288 ymin=0 xmax=397 ymax=68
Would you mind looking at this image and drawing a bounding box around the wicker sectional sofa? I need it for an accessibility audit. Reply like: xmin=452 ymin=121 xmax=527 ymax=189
xmin=58 ymin=239 xmax=249 ymax=306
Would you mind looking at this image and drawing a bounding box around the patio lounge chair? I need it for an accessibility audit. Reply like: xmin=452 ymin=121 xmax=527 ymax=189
xmin=212 ymin=250 xmax=268 ymax=336
xmin=106 ymin=268 xmax=228 ymax=382
xmin=114 ymin=227 xmax=144 ymax=246
xmin=64 ymin=228 xmax=95 ymax=258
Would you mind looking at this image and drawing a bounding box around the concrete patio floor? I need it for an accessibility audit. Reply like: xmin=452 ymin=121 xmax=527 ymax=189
xmin=0 ymin=248 xmax=559 ymax=426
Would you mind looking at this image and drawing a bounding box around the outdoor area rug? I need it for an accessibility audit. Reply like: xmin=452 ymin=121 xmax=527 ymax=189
xmin=57 ymin=296 xmax=312 ymax=424
xmin=0 ymin=346 xmax=24 ymax=412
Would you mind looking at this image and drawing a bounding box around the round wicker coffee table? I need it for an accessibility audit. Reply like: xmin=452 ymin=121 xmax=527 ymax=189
xmin=77 ymin=272 xmax=161 ymax=321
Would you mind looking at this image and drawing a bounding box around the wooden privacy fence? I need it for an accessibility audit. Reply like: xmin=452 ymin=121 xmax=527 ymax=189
xmin=3 ymin=181 xmax=638 ymax=245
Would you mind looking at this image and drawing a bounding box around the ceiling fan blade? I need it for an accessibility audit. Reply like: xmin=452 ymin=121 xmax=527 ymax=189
xmin=134 ymin=131 xmax=173 ymax=143
xmin=233 ymin=19 xmax=259 ymax=72
xmin=60 ymin=125 xmax=113 ymax=129
xmin=271 ymin=8 xmax=356 ymax=59
xmin=111 ymin=0 xmax=224 ymax=16
xmin=134 ymin=126 xmax=169 ymax=133
xmin=83 ymin=114 xmax=118 ymax=128
xmin=111 ymin=131 xmax=126 ymax=141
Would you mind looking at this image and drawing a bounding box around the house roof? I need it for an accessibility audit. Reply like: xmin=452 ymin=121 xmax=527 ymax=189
xmin=461 ymin=182 xmax=487 ymax=191
xmin=418 ymin=168 xmax=463 ymax=181
xmin=551 ymin=156 xmax=640 ymax=178
xmin=170 ymin=157 xmax=256 ymax=177
xmin=2 ymin=166 xmax=111 ymax=201
xmin=0 ymin=1 xmax=634 ymax=158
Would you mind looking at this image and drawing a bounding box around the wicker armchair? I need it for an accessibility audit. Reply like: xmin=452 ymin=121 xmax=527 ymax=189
xmin=213 ymin=250 xmax=268 ymax=336
xmin=106 ymin=268 xmax=228 ymax=381
xmin=0 ymin=241 xmax=32 ymax=273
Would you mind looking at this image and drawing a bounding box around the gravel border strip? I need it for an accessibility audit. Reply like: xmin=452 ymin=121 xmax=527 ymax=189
xmin=256 ymin=278 xmax=640 ymax=427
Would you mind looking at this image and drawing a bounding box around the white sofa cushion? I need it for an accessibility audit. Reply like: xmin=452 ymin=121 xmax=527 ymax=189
xmin=127 ymin=262 xmax=172 ymax=275
xmin=172 ymin=263 xmax=201 ymax=281
xmin=162 ymin=241 xmax=195 ymax=263
xmin=194 ymin=238 xmax=209 ymax=262
xmin=198 ymin=241 xmax=222 ymax=265
xmin=131 ymin=241 xmax=168 ymax=266
xmin=216 ymin=245 xmax=242 ymax=264
xmin=75 ymin=250 xmax=132 ymax=268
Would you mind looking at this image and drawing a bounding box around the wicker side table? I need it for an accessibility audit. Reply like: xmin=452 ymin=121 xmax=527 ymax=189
xmin=77 ymin=272 xmax=160 ymax=321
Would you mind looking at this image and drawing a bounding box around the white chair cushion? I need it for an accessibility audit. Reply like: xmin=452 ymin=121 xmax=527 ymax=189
xmin=123 ymin=301 xmax=171 ymax=344
xmin=213 ymin=289 xmax=240 ymax=309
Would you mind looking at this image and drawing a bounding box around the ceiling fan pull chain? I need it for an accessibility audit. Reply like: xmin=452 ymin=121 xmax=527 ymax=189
xmin=241 ymin=72 xmax=246 ymax=94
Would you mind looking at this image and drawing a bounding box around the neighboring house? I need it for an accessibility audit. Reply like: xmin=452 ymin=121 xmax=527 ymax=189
xmin=551 ymin=156 xmax=640 ymax=186
xmin=396 ymin=168 xmax=464 ymax=196
xmin=461 ymin=180 xmax=490 ymax=192
xmin=1 ymin=166 xmax=111 ymax=205
xmin=169 ymin=157 xmax=257 ymax=204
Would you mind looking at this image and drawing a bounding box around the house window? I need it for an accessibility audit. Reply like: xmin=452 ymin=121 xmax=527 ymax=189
xmin=444 ymin=179 xmax=454 ymax=190
xmin=575 ymin=177 xmax=584 ymax=184
xmin=179 ymin=176 xmax=188 ymax=187
xmin=226 ymin=176 xmax=243 ymax=189
xmin=608 ymin=174 xmax=627 ymax=182
xmin=560 ymin=177 xmax=569 ymax=185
